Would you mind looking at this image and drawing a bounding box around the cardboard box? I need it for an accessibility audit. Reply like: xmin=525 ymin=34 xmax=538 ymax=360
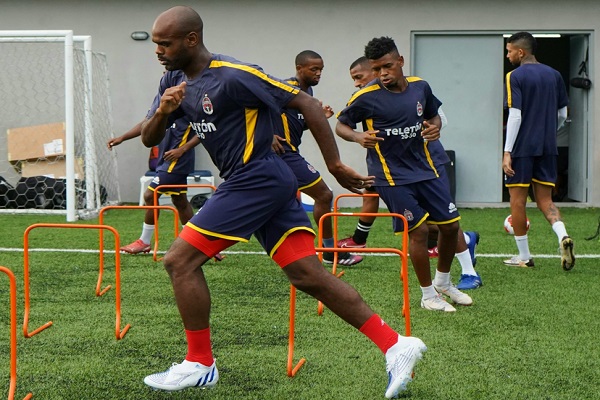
xmin=7 ymin=122 xmax=66 ymax=161
xmin=20 ymin=157 xmax=84 ymax=179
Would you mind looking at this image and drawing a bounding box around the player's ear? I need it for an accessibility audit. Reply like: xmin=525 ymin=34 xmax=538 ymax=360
xmin=185 ymin=31 xmax=199 ymax=47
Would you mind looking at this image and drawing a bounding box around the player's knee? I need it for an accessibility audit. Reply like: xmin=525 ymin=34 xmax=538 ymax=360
xmin=171 ymin=193 xmax=189 ymax=209
xmin=143 ymin=190 xmax=155 ymax=205
xmin=438 ymin=221 xmax=459 ymax=236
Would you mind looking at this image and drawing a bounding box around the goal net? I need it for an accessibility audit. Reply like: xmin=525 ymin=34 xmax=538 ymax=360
xmin=0 ymin=31 xmax=120 ymax=221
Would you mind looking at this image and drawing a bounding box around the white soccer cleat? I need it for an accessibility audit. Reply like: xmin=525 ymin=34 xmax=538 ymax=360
xmin=434 ymin=284 xmax=473 ymax=306
xmin=384 ymin=335 xmax=427 ymax=398
xmin=420 ymin=293 xmax=456 ymax=312
xmin=144 ymin=360 xmax=218 ymax=391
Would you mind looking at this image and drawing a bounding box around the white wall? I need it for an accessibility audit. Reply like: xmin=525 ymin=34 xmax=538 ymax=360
xmin=1 ymin=0 xmax=598 ymax=206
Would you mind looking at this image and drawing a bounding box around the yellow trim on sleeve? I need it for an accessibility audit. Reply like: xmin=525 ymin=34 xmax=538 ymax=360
xmin=210 ymin=60 xmax=300 ymax=94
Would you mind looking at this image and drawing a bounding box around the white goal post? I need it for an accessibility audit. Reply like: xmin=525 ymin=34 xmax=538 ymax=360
xmin=0 ymin=30 xmax=120 ymax=221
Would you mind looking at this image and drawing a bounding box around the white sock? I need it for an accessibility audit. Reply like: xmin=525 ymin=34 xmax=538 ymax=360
xmin=552 ymin=221 xmax=568 ymax=244
xmin=140 ymin=223 xmax=155 ymax=244
xmin=463 ymin=232 xmax=471 ymax=245
xmin=433 ymin=270 xmax=451 ymax=288
xmin=421 ymin=285 xmax=438 ymax=299
xmin=456 ymin=249 xmax=476 ymax=276
xmin=514 ymin=234 xmax=531 ymax=260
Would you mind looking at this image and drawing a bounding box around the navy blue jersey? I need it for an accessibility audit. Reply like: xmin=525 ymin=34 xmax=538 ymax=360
xmin=148 ymin=54 xmax=299 ymax=180
xmin=337 ymin=77 xmax=440 ymax=186
xmin=505 ymin=63 xmax=568 ymax=157
xmin=277 ymin=77 xmax=312 ymax=152
xmin=144 ymin=110 xmax=195 ymax=174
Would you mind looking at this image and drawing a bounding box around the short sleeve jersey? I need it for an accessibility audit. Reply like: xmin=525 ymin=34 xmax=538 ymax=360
xmin=277 ymin=78 xmax=312 ymax=152
xmin=504 ymin=63 xmax=569 ymax=157
xmin=148 ymin=54 xmax=299 ymax=180
xmin=337 ymin=77 xmax=440 ymax=186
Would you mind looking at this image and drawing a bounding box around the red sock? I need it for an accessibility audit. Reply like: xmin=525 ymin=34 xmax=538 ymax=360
xmin=185 ymin=328 xmax=214 ymax=365
xmin=359 ymin=314 xmax=399 ymax=354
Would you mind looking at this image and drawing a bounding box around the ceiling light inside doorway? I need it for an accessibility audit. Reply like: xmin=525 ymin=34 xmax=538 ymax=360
xmin=503 ymin=33 xmax=561 ymax=38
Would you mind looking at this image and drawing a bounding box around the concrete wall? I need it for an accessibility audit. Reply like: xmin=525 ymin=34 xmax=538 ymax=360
xmin=1 ymin=0 xmax=598 ymax=206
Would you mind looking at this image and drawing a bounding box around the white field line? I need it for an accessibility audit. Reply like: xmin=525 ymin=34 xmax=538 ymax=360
xmin=1 ymin=247 xmax=599 ymax=259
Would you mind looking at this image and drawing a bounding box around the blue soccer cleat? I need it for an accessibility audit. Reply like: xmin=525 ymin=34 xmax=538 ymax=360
xmin=465 ymin=231 xmax=480 ymax=266
xmin=456 ymin=273 xmax=483 ymax=290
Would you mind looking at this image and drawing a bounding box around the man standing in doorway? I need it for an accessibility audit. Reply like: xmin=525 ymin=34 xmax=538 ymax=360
xmin=503 ymin=31 xmax=574 ymax=270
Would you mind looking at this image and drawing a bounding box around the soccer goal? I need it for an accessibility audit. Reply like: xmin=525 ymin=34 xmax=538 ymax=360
xmin=0 ymin=30 xmax=120 ymax=221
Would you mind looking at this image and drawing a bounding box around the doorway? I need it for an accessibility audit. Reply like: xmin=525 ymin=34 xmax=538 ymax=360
xmin=412 ymin=31 xmax=591 ymax=204
xmin=502 ymin=34 xmax=590 ymax=203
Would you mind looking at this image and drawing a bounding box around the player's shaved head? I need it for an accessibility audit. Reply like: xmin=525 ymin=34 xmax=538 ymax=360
xmin=295 ymin=50 xmax=322 ymax=66
xmin=350 ymin=56 xmax=369 ymax=70
xmin=154 ymin=6 xmax=203 ymax=37
xmin=507 ymin=31 xmax=537 ymax=55
xmin=364 ymin=37 xmax=399 ymax=60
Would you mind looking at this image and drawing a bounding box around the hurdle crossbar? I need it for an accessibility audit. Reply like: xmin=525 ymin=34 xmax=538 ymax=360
xmin=99 ymin=205 xmax=180 ymax=262
xmin=23 ymin=223 xmax=130 ymax=340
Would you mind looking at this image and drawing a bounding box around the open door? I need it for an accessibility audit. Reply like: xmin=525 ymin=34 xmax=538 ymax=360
xmin=568 ymin=35 xmax=589 ymax=202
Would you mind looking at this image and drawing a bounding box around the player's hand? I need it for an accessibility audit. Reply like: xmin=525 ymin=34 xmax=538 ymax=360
xmin=272 ymin=135 xmax=286 ymax=155
xmin=421 ymin=121 xmax=440 ymax=141
xmin=164 ymin=148 xmax=184 ymax=162
xmin=330 ymin=163 xmax=375 ymax=194
xmin=322 ymin=104 xmax=334 ymax=119
xmin=107 ymin=137 xmax=123 ymax=150
xmin=502 ymin=152 xmax=515 ymax=177
xmin=356 ymin=130 xmax=383 ymax=148
xmin=158 ymin=81 xmax=187 ymax=114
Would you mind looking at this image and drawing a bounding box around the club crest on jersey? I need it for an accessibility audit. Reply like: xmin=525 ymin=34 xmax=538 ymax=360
xmin=202 ymin=94 xmax=213 ymax=115
xmin=416 ymin=101 xmax=423 ymax=117
xmin=403 ymin=209 xmax=414 ymax=222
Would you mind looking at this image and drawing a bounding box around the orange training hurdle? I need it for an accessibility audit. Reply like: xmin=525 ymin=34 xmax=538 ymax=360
xmin=287 ymin=208 xmax=411 ymax=377
xmin=99 ymin=205 xmax=180 ymax=262
xmin=1 ymin=266 xmax=32 ymax=400
xmin=23 ymin=223 xmax=131 ymax=340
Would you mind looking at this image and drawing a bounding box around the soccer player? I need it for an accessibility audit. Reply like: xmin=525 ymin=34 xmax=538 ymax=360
xmin=141 ymin=7 xmax=426 ymax=398
xmin=336 ymin=37 xmax=473 ymax=312
xmin=273 ymin=51 xmax=362 ymax=266
xmin=108 ymin=119 xmax=208 ymax=256
xmin=503 ymin=31 xmax=574 ymax=270
xmin=337 ymin=56 xmax=482 ymax=290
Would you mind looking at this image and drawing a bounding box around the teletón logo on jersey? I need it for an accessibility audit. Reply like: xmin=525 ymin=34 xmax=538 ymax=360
xmin=416 ymin=101 xmax=423 ymax=117
xmin=202 ymin=94 xmax=213 ymax=115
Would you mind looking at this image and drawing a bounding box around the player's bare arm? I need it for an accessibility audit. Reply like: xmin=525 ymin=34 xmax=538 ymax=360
xmin=335 ymin=121 xmax=382 ymax=149
xmin=502 ymin=152 xmax=515 ymax=177
xmin=107 ymin=120 xmax=143 ymax=150
xmin=141 ymin=82 xmax=187 ymax=147
xmin=287 ymin=91 xmax=374 ymax=192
